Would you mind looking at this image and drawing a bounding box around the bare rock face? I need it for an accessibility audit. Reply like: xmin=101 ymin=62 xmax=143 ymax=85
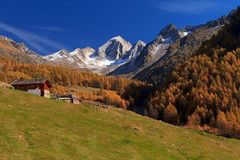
xmin=122 ymin=40 xmax=146 ymax=61
xmin=93 ymin=36 xmax=132 ymax=61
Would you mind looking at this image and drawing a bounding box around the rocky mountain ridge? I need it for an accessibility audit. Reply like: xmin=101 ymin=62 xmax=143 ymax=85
xmin=108 ymin=10 xmax=234 ymax=82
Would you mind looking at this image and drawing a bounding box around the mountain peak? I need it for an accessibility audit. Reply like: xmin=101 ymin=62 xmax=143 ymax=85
xmin=43 ymin=49 xmax=68 ymax=61
xmin=135 ymin=40 xmax=146 ymax=46
xmin=159 ymin=24 xmax=178 ymax=34
xmin=94 ymin=36 xmax=132 ymax=61
xmin=122 ymin=40 xmax=146 ymax=60
xmin=155 ymin=24 xmax=181 ymax=43
xmin=69 ymin=47 xmax=95 ymax=56
xmin=109 ymin=36 xmax=132 ymax=45
xmin=58 ymin=49 xmax=69 ymax=54
xmin=110 ymin=36 xmax=124 ymax=41
xmin=72 ymin=47 xmax=94 ymax=52
xmin=84 ymin=47 xmax=95 ymax=50
xmin=161 ymin=24 xmax=177 ymax=32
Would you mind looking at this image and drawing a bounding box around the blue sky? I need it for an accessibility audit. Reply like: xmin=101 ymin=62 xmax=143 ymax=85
xmin=0 ymin=0 xmax=239 ymax=55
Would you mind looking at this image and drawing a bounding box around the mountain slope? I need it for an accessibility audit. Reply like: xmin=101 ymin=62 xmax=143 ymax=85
xmin=1 ymin=88 xmax=240 ymax=160
xmin=0 ymin=36 xmax=44 ymax=63
xmin=109 ymin=14 xmax=229 ymax=80
xmin=146 ymin=8 xmax=240 ymax=139
xmin=133 ymin=13 xmax=230 ymax=85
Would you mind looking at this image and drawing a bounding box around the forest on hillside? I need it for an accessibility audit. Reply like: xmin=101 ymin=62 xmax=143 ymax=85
xmin=146 ymin=8 xmax=240 ymax=139
xmin=0 ymin=56 xmax=150 ymax=109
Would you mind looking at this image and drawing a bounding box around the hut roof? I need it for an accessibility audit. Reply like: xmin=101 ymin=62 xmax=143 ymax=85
xmin=11 ymin=78 xmax=52 ymax=88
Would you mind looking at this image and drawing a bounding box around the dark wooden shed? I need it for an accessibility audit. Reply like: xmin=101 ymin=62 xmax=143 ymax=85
xmin=11 ymin=78 xmax=52 ymax=98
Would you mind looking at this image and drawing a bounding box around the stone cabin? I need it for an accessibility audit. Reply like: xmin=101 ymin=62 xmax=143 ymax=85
xmin=11 ymin=78 xmax=52 ymax=98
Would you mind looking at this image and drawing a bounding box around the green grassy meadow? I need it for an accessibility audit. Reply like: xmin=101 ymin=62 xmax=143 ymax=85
xmin=0 ymin=88 xmax=240 ymax=160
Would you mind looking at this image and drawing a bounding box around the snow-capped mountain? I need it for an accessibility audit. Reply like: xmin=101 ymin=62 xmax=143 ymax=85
xmin=43 ymin=48 xmax=96 ymax=69
xmin=43 ymin=25 xmax=190 ymax=75
xmin=43 ymin=49 xmax=69 ymax=61
xmin=108 ymin=24 xmax=189 ymax=76
xmin=69 ymin=47 xmax=95 ymax=59
xmin=43 ymin=36 xmax=144 ymax=74
xmin=69 ymin=47 xmax=95 ymax=64
xmin=122 ymin=40 xmax=146 ymax=60
xmin=92 ymin=36 xmax=132 ymax=61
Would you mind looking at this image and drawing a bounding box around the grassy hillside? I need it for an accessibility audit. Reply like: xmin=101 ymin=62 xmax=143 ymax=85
xmin=0 ymin=88 xmax=240 ymax=160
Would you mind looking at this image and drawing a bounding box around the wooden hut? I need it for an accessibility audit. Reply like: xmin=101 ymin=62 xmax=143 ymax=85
xmin=11 ymin=78 xmax=52 ymax=98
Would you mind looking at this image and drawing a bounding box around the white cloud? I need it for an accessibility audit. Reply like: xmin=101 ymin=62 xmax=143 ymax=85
xmin=154 ymin=0 xmax=226 ymax=14
xmin=34 ymin=26 xmax=65 ymax=32
xmin=0 ymin=22 xmax=66 ymax=53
